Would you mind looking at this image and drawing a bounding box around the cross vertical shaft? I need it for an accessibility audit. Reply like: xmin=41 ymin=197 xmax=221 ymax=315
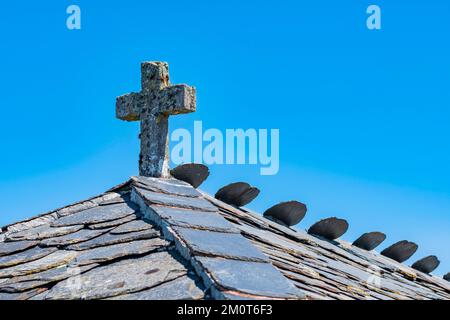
xmin=116 ymin=62 xmax=196 ymax=177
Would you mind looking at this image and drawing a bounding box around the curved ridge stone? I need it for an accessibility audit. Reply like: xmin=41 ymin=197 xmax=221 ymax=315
xmin=215 ymin=182 xmax=260 ymax=207
xmin=381 ymin=240 xmax=418 ymax=263
xmin=307 ymin=217 xmax=349 ymax=241
xmin=352 ymin=232 xmax=386 ymax=251
xmin=411 ymin=255 xmax=440 ymax=274
xmin=263 ymin=201 xmax=307 ymax=227
xmin=170 ymin=164 xmax=209 ymax=188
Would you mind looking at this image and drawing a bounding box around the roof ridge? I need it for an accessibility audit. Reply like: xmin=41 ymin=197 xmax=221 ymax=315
xmin=130 ymin=176 xmax=305 ymax=300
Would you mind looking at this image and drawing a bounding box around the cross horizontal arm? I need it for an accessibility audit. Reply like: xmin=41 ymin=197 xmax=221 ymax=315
xmin=158 ymin=84 xmax=196 ymax=115
xmin=116 ymin=92 xmax=144 ymax=121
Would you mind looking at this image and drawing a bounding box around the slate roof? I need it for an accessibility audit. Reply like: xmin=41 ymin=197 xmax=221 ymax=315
xmin=1 ymin=176 xmax=449 ymax=300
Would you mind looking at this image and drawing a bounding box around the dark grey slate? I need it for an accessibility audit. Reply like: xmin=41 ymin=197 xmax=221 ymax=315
xmin=40 ymin=228 xmax=111 ymax=247
xmin=51 ymin=202 xmax=139 ymax=227
xmin=0 ymin=241 xmax=38 ymax=257
xmin=444 ymin=273 xmax=450 ymax=282
xmin=135 ymin=187 xmax=217 ymax=212
xmin=0 ymin=246 xmax=58 ymax=268
xmin=215 ymin=182 xmax=260 ymax=207
xmin=109 ymin=274 xmax=204 ymax=300
xmin=411 ymin=256 xmax=440 ymax=274
xmin=5 ymin=225 xmax=83 ymax=241
xmin=0 ymin=250 xmax=78 ymax=278
xmin=150 ymin=206 xmax=238 ymax=233
xmin=263 ymin=201 xmax=307 ymax=227
xmin=0 ymin=264 xmax=98 ymax=293
xmin=98 ymin=194 xmax=130 ymax=206
xmin=170 ymin=163 xmax=210 ymax=188
xmin=134 ymin=176 xmax=201 ymax=198
xmin=352 ymin=232 xmax=386 ymax=251
xmin=66 ymin=229 xmax=160 ymax=251
xmin=38 ymin=251 xmax=188 ymax=299
xmin=195 ymin=257 xmax=304 ymax=299
xmin=110 ymin=220 xmax=153 ymax=234
xmin=87 ymin=214 xmax=136 ymax=230
xmin=308 ymin=217 xmax=349 ymax=240
xmin=72 ymin=238 xmax=169 ymax=266
xmin=0 ymin=264 xmax=98 ymax=289
xmin=381 ymin=241 xmax=419 ymax=263
xmin=0 ymin=288 xmax=47 ymax=300
xmin=173 ymin=227 xmax=268 ymax=262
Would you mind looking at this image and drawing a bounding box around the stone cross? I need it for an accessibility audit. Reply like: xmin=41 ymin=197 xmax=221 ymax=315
xmin=116 ymin=62 xmax=196 ymax=177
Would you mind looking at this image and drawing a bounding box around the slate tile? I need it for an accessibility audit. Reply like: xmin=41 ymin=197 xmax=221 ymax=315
xmin=108 ymin=275 xmax=204 ymax=300
xmin=52 ymin=202 xmax=139 ymax=227
xmin=173 ymin=227 xmax=268 ymax=262
xmin=65 ymin=229 xmax=160 ymax=251
xmin=150 ymin=206 xmax=238 ymax=233
xmin=0 ymin=246 xmax=58 ymax=269
xmin=5 ymin=225 xmax=83 ymax=241
xmin=38 ymin=251 xmax=187 ymax=299
xmin=40 ymin=228 xmax=111 ymax=247
xmin=87 ymin=214 xmax=136 ymax=230
xmin=133 ymin=176 xmax=201 ymax=198
xmin=110 ymin=220 xmax=153 ymax=234
xmin=72 ymin=238 xmax=170 ymax=266
xmin=0 ymin=264 xmax=98 ymax=293
xmin=98 ymin=193 xmax=130 ymax=206
xmin=195 ymin=257 xmax=304 ymax=299
xmin=0 ymin=241 xmax=38 ymax=257
xmin=134 ymin=187 xmax=217 ymax=212
xmin=0 ymin=287 xmax=47 ymax=300
xmin=0 ymin=250 xmax=78 ymax=278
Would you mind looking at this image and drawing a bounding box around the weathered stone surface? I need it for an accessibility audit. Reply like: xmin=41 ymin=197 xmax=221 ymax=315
xmin=0 ymin=287 xmax=47 ymax=300
xmin=109 ymin=275 xmax=204 ymax=300
xmin=0 ymin=241 xmax=38 ymax=257
xmin=40 ymin=228 xmax=111 ymax=247
xmin=381 ymin=241 xmax=418 ymax=263
xmin=444 ymin=273 xmax=450 ymax=282
xmin=170 ymin=164 xmax=210 ymax=188
xmin=195 ymin=257 xmax=304 ymax=299
xmin=87 ymin=214 xmax=136 ymax=230
xmin=263 ymin=201 xmax=307 ymax=227
xmin=0 ymin=264 xmax=98 ymax=291
xmin=98 ymin=193 xmax=130 ymax=206
xmin=5 ymin=225 xmax=83 ymax=241
xmin=52 ymin=202 xmax=139 ymax=227
xmin=116 ymin=62 xmax=196 ymax=178
xmin=174 ymin=227 xmax=268 ymax=262
xmin=39 ymin=251 xmax=187 ymax=299
xmin=135 ymin=187 xmax=217 ymax=212
xmin=110 ymin=220 xmax=153 ymax=234
xmin=72 ymin=239 xmax=169 ymax=266
xmin=352 ymin=232 xmax=386 ymax=251
xmin=56 ymin=201 xmax=97 ymax=218
xmin=0 ymin=250 xmax=78 ymax=278
xmin=0 ymin=280 xmax=49 ymax=293
xmin=66 ymin=229 xmax=160 ymax=251
xmin=411 ymin=256 xmax=440 ymax=274
xmin=5 ymin=213 xmax=58 ymax=234
xmin=215 ymin=182 xmax=260 ymax=207
xmin=0 ymin=246 xmax=57 ymax=268
xmin=150 ymin=206 xmax=238 ymax=233
xmin=308 ymin=217 xmax=349 ymax=241
xmin=133 ymin=176 xmax=201 ymax=197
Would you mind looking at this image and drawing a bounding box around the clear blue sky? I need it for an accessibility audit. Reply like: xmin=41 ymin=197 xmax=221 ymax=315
xmin=0 ymin=1 xmax=449 ymax=275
